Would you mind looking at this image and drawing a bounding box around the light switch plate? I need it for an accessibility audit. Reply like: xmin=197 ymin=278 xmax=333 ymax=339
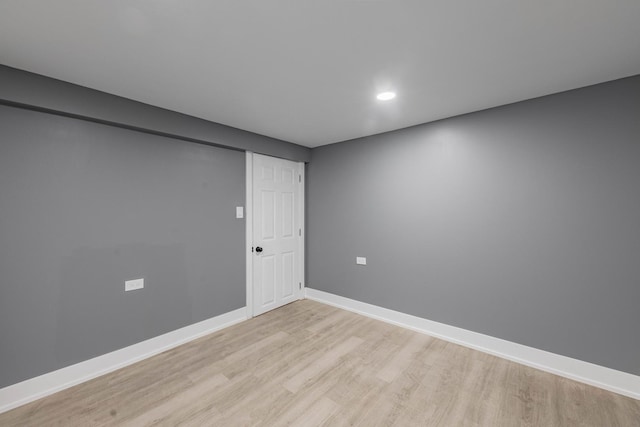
xmin=125 ymin=278 xmax=144 ymax=292
xmin=236 ymin=206 xmax=244 ymax=218
xmin=356 ymin=257 xmax=367 ymax=265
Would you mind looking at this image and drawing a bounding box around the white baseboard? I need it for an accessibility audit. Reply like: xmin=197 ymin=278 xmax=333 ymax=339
xmin=0 ymin=307 xmax=247 ymax=414
xmin=305 ymin=288 xmax=640 ymax=400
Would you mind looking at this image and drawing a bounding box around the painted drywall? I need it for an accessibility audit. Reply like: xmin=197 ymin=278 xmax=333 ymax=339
xmin=0 ymin=65 xmax=311 ymax=162
xmin=307 ymin=75 xmax=640 ymax=376
xmin=0 ymin=105 xmax=245 ymax=388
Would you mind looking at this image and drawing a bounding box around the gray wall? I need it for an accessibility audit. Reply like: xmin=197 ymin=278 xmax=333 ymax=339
xmin=0 ymin=65 xmax=311 ymax=162
xmin=0 ymin=105 xmax=246 ymax=387
xmin=307 ymin=75 xmax=640 ymax=376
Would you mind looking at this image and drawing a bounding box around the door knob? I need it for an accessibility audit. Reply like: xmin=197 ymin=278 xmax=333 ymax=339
xmin=255 ymin=246 xmax=263 ymax=253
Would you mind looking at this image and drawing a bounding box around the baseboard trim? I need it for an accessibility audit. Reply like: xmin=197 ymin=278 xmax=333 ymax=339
xmin=305 ymin=288 xmax=640 ymax=400
xmin=0 ymin=307 xmax=248 ymax=414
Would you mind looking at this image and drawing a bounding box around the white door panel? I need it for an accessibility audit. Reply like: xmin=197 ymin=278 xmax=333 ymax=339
xmin=252 ymin=153 xmax=303 ymax=316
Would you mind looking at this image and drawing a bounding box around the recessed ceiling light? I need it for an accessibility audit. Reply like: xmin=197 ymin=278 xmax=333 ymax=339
xmin=376 ymin=91 xmax=396 ymax=101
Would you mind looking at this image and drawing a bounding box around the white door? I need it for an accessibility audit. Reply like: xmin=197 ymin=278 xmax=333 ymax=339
xmin=251 ymin=153 xmax=304 ymax=316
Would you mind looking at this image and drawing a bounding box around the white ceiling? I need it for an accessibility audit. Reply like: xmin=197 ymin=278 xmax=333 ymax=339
xmin=1 ymin=1 xmax=639 ymax=148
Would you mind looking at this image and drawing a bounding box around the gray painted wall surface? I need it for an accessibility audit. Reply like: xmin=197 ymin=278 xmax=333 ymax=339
xmin=0 ymin=105 xmax=245 ymax=387
xmin=307 ymin=75 xmax=640 ymax=375
xmin=0 ymin=65 xmax=311 ymax=162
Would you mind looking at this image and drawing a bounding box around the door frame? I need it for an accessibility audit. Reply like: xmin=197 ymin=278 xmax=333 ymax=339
xmin=245 ymin=151 xmax=305 ymax=318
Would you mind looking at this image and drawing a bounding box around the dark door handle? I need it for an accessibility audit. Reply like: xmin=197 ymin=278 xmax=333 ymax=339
xmin=255 ymin=246 xmax=263 ymax=253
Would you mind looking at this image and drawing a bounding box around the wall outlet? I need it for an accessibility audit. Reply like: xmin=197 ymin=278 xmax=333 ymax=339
xmin=125 ymin=278 xmax=144 ymax=292
xmin=236 ymin=206 xmax=244 ymax=218
xmin=356 ymin=257 xmax=367 ymax=265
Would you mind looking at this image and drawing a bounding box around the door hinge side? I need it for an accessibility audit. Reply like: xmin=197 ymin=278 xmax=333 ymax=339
xmin=299 ymin=282 xmax=302 ymax=290
xmin=299 ymin=174 xmax=301 ymax=183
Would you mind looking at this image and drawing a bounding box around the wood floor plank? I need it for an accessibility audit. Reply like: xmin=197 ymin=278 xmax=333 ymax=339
xmin=1 ymin=299 xmax=638 ymax=426
xmin=377 ymin=332 xmax=433 ymax=383
xmin=119 ymin=373 xmax=229 ymax=427
xmin=282 ymin=335 xmax=364 ymax=393
xmin=293 ymin=396 xmax=340 ymax=426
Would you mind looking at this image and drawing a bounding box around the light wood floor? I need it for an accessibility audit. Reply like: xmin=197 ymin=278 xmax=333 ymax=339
xmin=1 ymin=300 xmax=639 ymax=426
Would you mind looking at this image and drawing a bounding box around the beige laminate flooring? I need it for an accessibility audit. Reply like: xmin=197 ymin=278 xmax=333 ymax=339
xmin=1 ymin=299 xmax=639 ymax=426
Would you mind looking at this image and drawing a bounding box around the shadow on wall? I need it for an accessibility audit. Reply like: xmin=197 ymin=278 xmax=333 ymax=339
xmin=55 ymin=244 xmax=192 ymax=366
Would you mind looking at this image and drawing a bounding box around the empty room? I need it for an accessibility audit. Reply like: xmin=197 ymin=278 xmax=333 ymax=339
xmin=1 ymin=1 xmax=639 ymax=426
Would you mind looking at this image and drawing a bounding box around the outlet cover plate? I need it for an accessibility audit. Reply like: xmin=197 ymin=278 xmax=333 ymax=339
xmin=125 ymin=278 xmax=144 ymax=292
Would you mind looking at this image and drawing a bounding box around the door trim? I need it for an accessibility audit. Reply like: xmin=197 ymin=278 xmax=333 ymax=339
xmin=245 ymin=152 xmax=254 ymax=318
xmin=299 ymin=160 xmax=306 ymax=302
xmin=245 ymin=152 xmax=305 ymax=318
